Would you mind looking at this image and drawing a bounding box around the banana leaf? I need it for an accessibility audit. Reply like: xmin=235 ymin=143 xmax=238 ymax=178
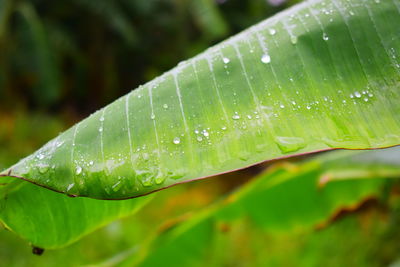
xmin=1 ymin=0 xmax=399 ymax=199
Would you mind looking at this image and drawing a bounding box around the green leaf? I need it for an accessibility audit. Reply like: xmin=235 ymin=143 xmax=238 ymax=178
xmin=1 ymin=0 xmax=400 ymax=199
xmin=120 ymin=147 xmax=400 ymax=266
xmin=0 ymin=179 xmax=151 ymax=249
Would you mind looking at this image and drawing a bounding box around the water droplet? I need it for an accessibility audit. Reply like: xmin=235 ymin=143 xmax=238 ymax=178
xmin=112 ymin=181 xmax=122 ymax=191
xmin=203 ymin=130 xmax=209 ymax=137
xmin=173 ymin=137 xmax=181 ymax=144
xmin=306 ymin=105 xmax=311 ymax=110
xmin=280 ymin=104 xmax=285 ymax=109
xmin=163 ymin=104 xmax=169 ymax=109
xmin=269 ymin=28 xmax=276 ymax=35
xmin=261 ymin=54 xmax=271 ymax=64
xmin=99 ymin=116 xmax=104 ymax=122
xmin=67 ymin=183 xmax=75 ymax=191
xmin=350 ymin=94 xmax=354 ymax=99
xmin=349 ymin=11 xmax=355 ymax=16
xmin=232 ymin=113 xmax=240 ymax=120
xmin=142 ymin=178 xmax=153 ymax=187
xmin=223 ymin=57 xmax=230 ymax=64
xmin=37 ymin=154 xmax=45 ymax=160
xmin=197 ymin=136 xmax=203 ymax=142
xmin=89 ymin=161 xmax=94 ymax=166
xmin=275 ymin=137 xmax=306 ymax=153
xmin=368 ymin=93 xmax=374 ymax=97
xmin=99 ymin=127 xmax=103 ymax=132
xmin=150 ymin=113 xmax=155 ymax=120
xmin=364 ymin=98 xmax=369 ymax=102
xmin=247 ymin=115 xmax=252 ymax=120
xmin=76 ymin=166 xmax=82 ymax=175
xmin=38 ymin=164 xmax=49 ymax=174
xmin=322 ymin=32 xmax=329 ymax=41
xmin=290 ymin=36 xmax=298 ymax=45
xmin=221 ymin=126 xmax=227 ymax=131
xmin=354 ymin=91 xmax=362 ymax=98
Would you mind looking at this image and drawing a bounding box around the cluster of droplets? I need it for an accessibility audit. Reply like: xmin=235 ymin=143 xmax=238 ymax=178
xmin=349 ymin=89 xmax=374 ymax=102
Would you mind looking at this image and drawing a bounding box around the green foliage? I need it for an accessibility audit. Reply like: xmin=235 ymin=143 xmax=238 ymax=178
xmin=2 ymin=0 xmax=399 ymax=199
xmin=119 ymin=147 xmax=400 ymax=266
xmin=0 ymin=1 xmax=400 ymax=265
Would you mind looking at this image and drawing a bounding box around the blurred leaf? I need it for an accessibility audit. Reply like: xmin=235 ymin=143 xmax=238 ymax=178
xmin=0 ymin=0 xmax=14 ymax=41
xmin=0 ymin=178 xmax=152 ymax=249
xmin=120 ymin=147 xmax=400 ymax=266
xmin=72 ymin=0 xmax=137 ymax=45
xmin=17 ymin=1 xmax=61 ymax=106
xmin=190 ymin=0 xmax=229 ymax=39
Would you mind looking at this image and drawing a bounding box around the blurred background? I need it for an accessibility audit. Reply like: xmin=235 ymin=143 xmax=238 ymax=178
xmin=2 ymin=0 xmax=400 ymax=266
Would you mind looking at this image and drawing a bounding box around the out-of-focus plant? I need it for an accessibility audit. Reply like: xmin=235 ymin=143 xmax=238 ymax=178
xmin=0 ymin=0 xmax=291 ymax=112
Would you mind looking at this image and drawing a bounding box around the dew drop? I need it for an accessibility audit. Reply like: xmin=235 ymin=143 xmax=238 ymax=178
xmin=275 ymin=137 xmax=306 ymax=154
xmin=38 ymin=164 xmax=49 ymax=174
xmin=322 ymin=32 xmax=329 ymax=41
xmin=163 ymin=104 xmax=169 ymax=109
xmin=150 ymin=113 xmax=155 ymax=120
xmin=99 ymin=127 xmax=103 ymax=132
xmin=67 ymin=183 xmax=75 ymax=191
xmin=261 ymin=54 xmax=271 ymax=64
xmin=76 ymin=166 xmax=82 ymax=175
xmin=203 ymin=130 xmax=209 ymax=137
xmin=306 ymin=105 xmax=311 ymax=110
xmin=354 ymin=91 xmax=362 ymax=98
xmin=197 ymin=136 xmax=203 ymax=142
xmin=232 ymin=113 xmax=241 ymax=120
xmin=221 ymin=126 xmax=227 ymax=131
xmin=269 ymin=28 xmax=276 ymax=35
xmin=154 ymin=174 xmax=166 ymax=185
xmin=173 ymin=137 xmax=181 ymax=144
xmin=99 ymin=116 xmax=104 ymax=122
xmin=112 ymin=181 xmax=122 ymax=191
xmin=37 ymin=154 xmax=45 ymax=160
xmin=290 ymin=36 xmax=298 ymax=45
xmin=280 ymin=104 xmax=285 ymax=109
xmin=223 ymin=57 xmax=230 ymax=64
xmin=142 ymin=178 xmax=153 ymax=187
xmin=89 ymin=161 xmax=94 ymax=166
xmin=364 ymin=98 xmax=369 ymax=102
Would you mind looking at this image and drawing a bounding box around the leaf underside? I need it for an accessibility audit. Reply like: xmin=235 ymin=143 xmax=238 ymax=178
xmin=0 ymin=178 xmax=151 ymax=249
xmin=1 ymin=0 xmax=400 ymax=199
